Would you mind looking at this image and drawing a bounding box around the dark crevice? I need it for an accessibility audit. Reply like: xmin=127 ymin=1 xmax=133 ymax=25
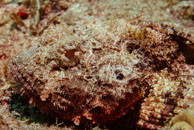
xmin=115 ymin=70 xmax=125 ymax=80
xmin=127 ymin=43 xmax=140 ymax=54
xmin=104 ymin=99 xmax=149 ymax=130
xmin=9 ymin=92 xmax=76 ymax=128
xmin=170 ymin=34 xmax=194 ymax=64
xmin=9 ymin=93 xmax=56 ymax=125
xmin=51 ymin=66 xmax=61 ymax=71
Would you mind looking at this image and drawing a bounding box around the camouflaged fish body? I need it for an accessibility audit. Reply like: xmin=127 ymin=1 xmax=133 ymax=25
xmin=6 ymin=19 xmax=194 ymax=128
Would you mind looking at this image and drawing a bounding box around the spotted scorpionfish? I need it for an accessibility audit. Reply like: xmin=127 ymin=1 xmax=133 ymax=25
xmin=6 ymin=18 xmax=194 ymax=129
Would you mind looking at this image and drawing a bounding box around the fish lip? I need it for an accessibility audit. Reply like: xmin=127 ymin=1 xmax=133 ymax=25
xmin=8 ymin=61 xmax=35 ymax=91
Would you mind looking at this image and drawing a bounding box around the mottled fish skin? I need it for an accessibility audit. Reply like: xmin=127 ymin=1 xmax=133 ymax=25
xmin=6 ymin=18 xmax=194 ymax=128
xmin=136 ymin=31 xmax=194 ymax=129
xmin=137 ymin=63 xmax=194 ymax=129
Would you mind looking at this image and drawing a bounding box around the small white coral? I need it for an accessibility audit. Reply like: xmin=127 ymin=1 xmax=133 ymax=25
xmin=170 ymin=121 xmax=193 ymax=130
xmin=169 ymin=107 xmax=194 ymax=130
